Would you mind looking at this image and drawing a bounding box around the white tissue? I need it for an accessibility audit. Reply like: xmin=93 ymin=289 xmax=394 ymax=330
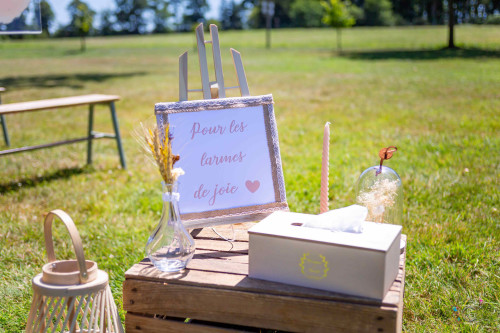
xmin=302 ymin=205 xmax=367 ymax=233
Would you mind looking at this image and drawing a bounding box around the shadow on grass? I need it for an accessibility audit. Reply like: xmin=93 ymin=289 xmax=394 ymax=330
xmin=341 ymin=47 xmax=500 ymax=60
xmin=0 ymin=71 xmax=146 ymax=90
xmin=0 ymin=166 xmax=91 ymax=194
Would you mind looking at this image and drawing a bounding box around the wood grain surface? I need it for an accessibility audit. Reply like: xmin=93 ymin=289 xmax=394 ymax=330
xmin=124 ymin=223 xmax=406 ymax=332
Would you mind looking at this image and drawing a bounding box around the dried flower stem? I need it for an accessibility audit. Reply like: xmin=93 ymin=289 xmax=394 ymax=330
xmin=141 ymin=123 xmax=183 ymax=186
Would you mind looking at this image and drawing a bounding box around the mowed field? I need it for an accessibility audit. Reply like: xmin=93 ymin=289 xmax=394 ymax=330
xmin=0 ymin=25 xmax=499 ymax=332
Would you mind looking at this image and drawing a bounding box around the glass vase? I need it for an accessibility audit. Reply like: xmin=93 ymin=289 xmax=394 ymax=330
xmin=355 ymin=166 xmax=403 ymax=226
xmin=146 ymin=181 xmax=195 ymax=272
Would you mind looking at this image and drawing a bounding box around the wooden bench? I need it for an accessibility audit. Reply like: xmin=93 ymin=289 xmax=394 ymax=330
xmin=123 ymin=224 xmax=406 ymax=332
xmin=0 ymin=94 xmax=126 ymax=168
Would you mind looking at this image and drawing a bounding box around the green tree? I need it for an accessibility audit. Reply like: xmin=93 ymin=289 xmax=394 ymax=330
xmin=114 ymin=0 xmax=150 ymax=34
xmin=182 ymin=0 xmax=209 ymax=29
xmin=362 ymin=0 xmax=395 ymax=26
xmin=40 ymin=0 xmax=55 ymax=36
xmin=290 ymin=0 xmax=325 ymax=28
xmin=66 ymin=0 xmax=95 ymax=51
xmin=151 ymin=0 xmax=171 ymax=33
xmin=247 ymin=0 xmax=294 ymax=28
xmin=321 ymin=0 xmax=355 ymax=53
xmin=220 ymin=0 xmax=244 ymax=30
xmin=99 ymin=10 xmax=116 ymax=35
xmin=113 ymin=0 xmax=170 ymax=34
xmin=169 ymin=0 xmax=183 ymax=31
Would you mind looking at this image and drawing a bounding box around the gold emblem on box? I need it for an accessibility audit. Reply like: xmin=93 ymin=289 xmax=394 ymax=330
xmin=299 ymin=253 xmax=329 ymax=280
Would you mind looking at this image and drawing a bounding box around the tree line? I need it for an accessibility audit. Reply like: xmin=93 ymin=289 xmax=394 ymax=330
xmin=4 ymin=0 xmax=500 ymax=38
xmin=256 ymin=0 xmax=500 ymax=28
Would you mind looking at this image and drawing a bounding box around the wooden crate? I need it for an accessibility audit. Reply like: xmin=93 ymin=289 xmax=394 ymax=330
xmin=123 ymin=223 xmax=406 ymax=333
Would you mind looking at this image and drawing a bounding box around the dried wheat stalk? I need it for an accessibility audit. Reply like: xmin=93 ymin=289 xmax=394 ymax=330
xmin=141 ymin=123 xmax=183 ymax=184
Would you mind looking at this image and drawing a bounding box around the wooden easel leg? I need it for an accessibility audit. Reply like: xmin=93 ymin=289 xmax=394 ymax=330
xmin=109 ymin=102 xmax=127 ymax=169
xmin=195 ymin=24 xmax=212 ymax=100
xmin=87 ymin=104 xmax=94 ymax=165
xmin=179 ymin=52 xmax=188 ymax=101
xmin=210 ymin=24 xmax=226 ymax=98
xmin=231 ymin=49 xmax=250 ymax=96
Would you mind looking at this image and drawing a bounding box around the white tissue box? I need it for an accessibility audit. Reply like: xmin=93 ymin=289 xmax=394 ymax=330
xmin=248 ymin=211 xmax=402 ymax=300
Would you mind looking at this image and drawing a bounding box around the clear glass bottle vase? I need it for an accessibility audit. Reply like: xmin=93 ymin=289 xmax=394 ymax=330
xmin=146 ymin=181 xmax=195 ymax=272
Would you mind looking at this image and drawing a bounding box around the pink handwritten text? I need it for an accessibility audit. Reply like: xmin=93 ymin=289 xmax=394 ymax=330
xmin=200 ymin=151 xmax=246 ymax=166
xmin=229 ymin=120 xmax=247 ymax=133
xmin=190 ymin=122 xmax=226 ymax=140
xmin=190 ymin=120 xmax=248 ymax=140
xmin=194 ymin=183 xmax=238 ymax=206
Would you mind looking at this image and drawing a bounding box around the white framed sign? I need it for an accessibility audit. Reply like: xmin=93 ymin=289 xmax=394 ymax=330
xmin=155 ymin=94 xmax=288 ymax=228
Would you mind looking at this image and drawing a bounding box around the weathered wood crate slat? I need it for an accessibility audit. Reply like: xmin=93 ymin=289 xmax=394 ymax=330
xmin=124 ymin=223 xmax=406 ymax=333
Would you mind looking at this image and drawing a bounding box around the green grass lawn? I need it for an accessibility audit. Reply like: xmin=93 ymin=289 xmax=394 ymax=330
xmin=0 ymin=25 xmax=499 ymax=332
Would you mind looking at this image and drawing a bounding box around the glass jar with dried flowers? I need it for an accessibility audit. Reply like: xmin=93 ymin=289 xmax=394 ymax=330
xmin=142 ymin=124 xmax=195 ymax=272
xmin=356 ymin=147 xmax=403 ymax=226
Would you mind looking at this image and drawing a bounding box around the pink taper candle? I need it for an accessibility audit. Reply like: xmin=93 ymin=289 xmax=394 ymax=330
xmin=320 ymin=122 xmax=330 ymax=214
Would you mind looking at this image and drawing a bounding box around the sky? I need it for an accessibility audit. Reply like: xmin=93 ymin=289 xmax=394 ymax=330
xmin=49 ymin=0 xmax=224 ymax=28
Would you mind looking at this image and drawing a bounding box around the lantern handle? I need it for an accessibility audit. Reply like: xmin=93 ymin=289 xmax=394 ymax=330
xmin=43 ymin=210 xmax=89 ymax=283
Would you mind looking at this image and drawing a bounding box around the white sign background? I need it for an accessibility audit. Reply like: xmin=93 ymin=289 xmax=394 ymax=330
xmin=169 ymin=106 xmax=275 ymax=214
xmin=155 ymin=95 xmax=288 ymax=227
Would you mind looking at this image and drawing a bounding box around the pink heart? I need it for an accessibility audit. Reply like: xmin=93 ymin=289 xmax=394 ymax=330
xmin=245 ymin=180 xmax=260 ymax=193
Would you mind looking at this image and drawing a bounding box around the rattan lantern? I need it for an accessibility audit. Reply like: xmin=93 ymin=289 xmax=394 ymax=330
xmin=26 ymin=209 xmax=123 ymax=333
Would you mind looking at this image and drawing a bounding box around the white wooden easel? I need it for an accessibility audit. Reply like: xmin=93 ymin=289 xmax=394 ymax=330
xmin=178 ymin=23 xmax=250 ymax=101
xmin=180 ymin=23 xmax=251 ymax=237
